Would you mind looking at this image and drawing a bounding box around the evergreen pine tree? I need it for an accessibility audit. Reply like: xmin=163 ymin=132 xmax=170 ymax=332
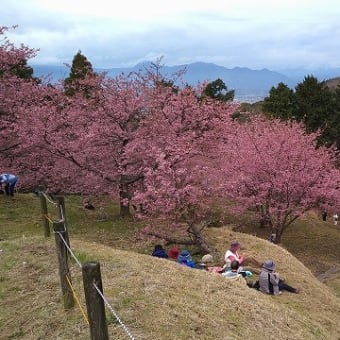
xmin=64 ymin=50 xmax=97 ymax=97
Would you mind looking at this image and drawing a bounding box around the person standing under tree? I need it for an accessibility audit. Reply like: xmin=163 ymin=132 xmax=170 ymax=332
xmin=0 ymin=173 xmax=18 ymax=197
xmin=333 ymin=213 xmax=338 ymax=226
xmin=268 ymin=233 xmax=277 ymax=243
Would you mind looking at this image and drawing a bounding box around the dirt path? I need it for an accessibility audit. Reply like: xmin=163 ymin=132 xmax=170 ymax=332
xmin=317 ymin=267 xmax=340 ymax=281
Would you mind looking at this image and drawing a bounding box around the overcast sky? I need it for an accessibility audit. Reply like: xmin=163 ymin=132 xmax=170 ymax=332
xmin=2 ymin=0 xmax=340 ymax=71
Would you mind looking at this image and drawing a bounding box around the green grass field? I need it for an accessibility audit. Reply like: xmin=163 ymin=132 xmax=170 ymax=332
xmin=1 ymin=193 xmax=340 ymax=339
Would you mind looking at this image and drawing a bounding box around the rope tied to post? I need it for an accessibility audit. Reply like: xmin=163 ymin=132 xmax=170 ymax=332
xmin=45 ymin=194 xmax=136 ymax=339
xmin=65 ymin=274 xmax=90 ymax=325
xmin=43 ymin=214 xmax=54 ymax=224
xmin=40 ymin=191 xmax=58 ymax=206
xmin=55 ymin=230 xmax=82 ymax=268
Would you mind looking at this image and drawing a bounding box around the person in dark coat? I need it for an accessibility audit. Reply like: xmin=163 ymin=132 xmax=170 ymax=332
xmin=258 ymin=259 xmax=299 ymax=295
xmin=151 ymin=245 xmax=169 ymax=258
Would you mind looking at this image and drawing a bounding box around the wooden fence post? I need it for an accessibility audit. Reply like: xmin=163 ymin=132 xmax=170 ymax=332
xmin=39 ymin=192 xmax=50 ymax=237
xmin=55 ymin=195 xmax=71 ymax=246
xmin=82 ymin=262 xmax=109 ymax=340
xmin=53 ymin=220 xmax=74 ymax=310
xmin=55 ymin=195 xmax=66 ymax=221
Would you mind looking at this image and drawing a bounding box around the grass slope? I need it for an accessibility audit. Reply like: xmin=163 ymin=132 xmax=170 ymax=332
xmin=1 ymin=194 xmax=340 ymax=339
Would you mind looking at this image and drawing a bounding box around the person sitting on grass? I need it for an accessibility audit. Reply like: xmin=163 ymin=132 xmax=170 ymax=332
xmin=222 ymin=260 xmax=248 ymax=285
xmin=167 ymin=246 xmax=180 ymax=260
xmin=258 ymin=259 xmax=299 ymax=295
xmin=151 ymin=244 xmax=169 ymax=258
xmin=197 ymin=254 xmax=224 ymax=273
xmin=177 ymin=249 xmax=195 ymax=268
xmin=224 ymin=240 xmax=261 ymax=273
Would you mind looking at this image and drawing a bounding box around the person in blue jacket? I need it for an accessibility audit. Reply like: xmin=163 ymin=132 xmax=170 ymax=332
xmin=177 ymin=249 xmax=196 ymax=268
xmin=0 ymin=173 xmax=18 ymax=196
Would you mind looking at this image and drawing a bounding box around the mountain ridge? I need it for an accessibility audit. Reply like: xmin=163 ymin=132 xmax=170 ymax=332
xmin=31 ymin=61 xmax=340 ymax=103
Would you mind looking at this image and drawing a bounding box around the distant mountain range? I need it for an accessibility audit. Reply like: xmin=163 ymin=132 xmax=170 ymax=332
xmin=31 ymin=62 xmax=340 ymax=103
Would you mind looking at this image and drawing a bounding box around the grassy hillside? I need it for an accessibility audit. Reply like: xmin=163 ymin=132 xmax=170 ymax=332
xmin=1 ymin=194 xmax=340 ymax=339
xmin=227 ymin=209 xmax=340 ymax=281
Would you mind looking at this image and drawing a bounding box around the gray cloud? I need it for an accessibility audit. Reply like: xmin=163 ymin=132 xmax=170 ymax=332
xmin=2 ymin=0 xmax=340 ymax=71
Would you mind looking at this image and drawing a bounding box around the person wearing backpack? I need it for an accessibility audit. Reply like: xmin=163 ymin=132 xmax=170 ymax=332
xmin=0 ymin=173 xmax=18 ymax=197
xmin=258 ymin=259 xmax=299 ymax=295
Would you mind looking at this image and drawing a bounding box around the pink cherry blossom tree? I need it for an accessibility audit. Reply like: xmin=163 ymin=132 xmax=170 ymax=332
xmin=222 ymin=117 xmax=340 ymax=243
xmin=0 ymin=26 xmax=38 ymax=164
xmin=15 ymin=73 xmax=146 ymax=208
xmin=128 ymin=85 xmax=238 ymax=252
xmin=5 ymin=28 xmax=340 ymax=251
xmin=16 ymin=67 xmax=187 ymax=216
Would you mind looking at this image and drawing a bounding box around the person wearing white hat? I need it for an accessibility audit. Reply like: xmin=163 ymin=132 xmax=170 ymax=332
xmin=199 ymin=254 xmax=224 ymax=273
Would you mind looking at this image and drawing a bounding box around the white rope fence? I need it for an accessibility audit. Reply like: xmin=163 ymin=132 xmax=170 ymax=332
xmin=93 ymin=283 xmax=136 ymax=340
xmin=55 ymin=230 xmax=82 ymax=268
xmin=40 ymin=191 xmax=58 ymax=206
xmin=54 ymin=214 xmax=136 ymax=340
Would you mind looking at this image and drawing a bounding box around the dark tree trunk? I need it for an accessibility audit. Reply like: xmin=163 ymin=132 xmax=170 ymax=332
xmin=144 ymin=225 xmax=214 ymax=255
xmin=188 ymin=224 xmax=215 ymax=254
xmin=270 ymin=225 xmax=283 ymax=244
xmin=274 ymin=234 xmax=280 ymax=244
xmin=118 ymin=173 xmax=143 ymax=217
xmin=119 ymin=181 xmax=130 ymax=217
xmin=256 ymin=204 xmax=272 ymax=229
xmin=143 ymin=231 xmax=195 ymax=246
xmin=259 ymin=214 xmax=272 ymax=229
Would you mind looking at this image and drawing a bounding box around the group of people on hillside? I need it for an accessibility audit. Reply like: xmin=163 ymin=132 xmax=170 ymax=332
xmin=151 ymin=245 xmax=196 ymax=268
xmin=151 ymin=239 xmax=299 ymax=296
xmin=0 ymin=173 xmax=18 ymax=197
